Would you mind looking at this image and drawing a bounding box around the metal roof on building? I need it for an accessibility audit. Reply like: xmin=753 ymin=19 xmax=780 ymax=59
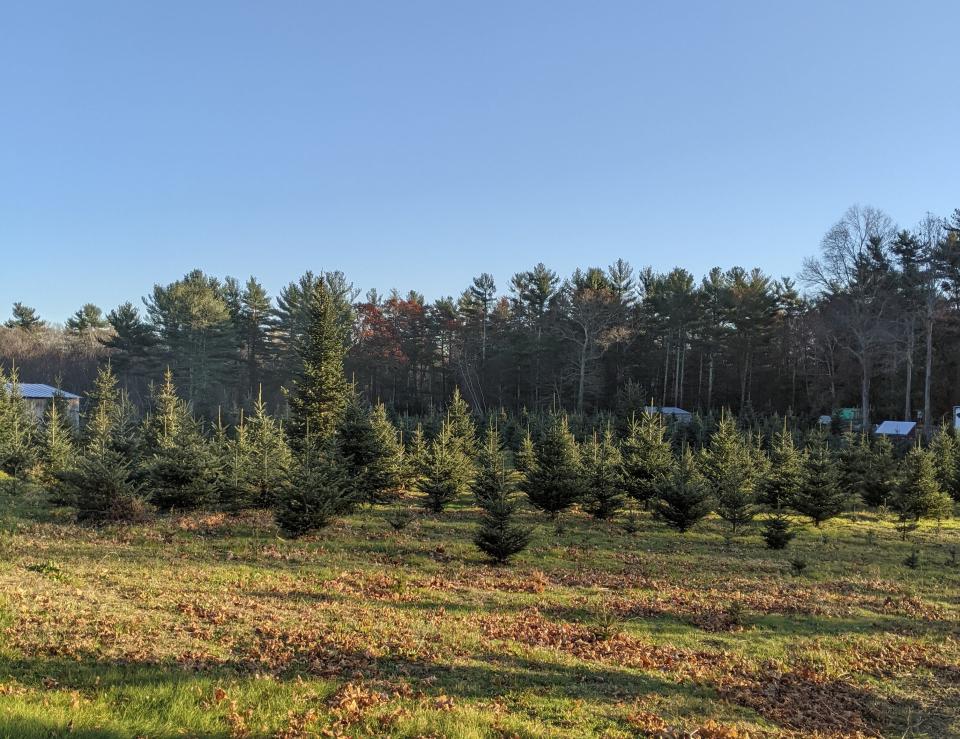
xmin=644 ymin=405 xmax=692 ymax=417
xmin=3 ymin=383 xmax=80 ymax=400
xmin=874 ymin=420 xmax=916 ymax=436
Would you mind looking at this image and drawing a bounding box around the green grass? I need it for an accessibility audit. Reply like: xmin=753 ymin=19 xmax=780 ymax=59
xmin=0 ymin=485 xmax=956 ymax=738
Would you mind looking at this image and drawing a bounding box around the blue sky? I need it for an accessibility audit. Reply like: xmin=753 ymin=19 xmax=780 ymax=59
xmin=1 ymin=1 xmax=957 ymax=322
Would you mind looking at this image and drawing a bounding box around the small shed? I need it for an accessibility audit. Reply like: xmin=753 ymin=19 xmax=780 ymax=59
xmin=644 ymin=405 xmax=693 ymax=423
xmin=3 ymin=383 xmax=81 ymax=427
xmin=874 ymin=420 xmax=917 ymax=439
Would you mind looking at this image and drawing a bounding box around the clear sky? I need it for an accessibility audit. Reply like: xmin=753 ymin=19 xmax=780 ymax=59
xmin=2 ymin=1 xmax=957 ymax=322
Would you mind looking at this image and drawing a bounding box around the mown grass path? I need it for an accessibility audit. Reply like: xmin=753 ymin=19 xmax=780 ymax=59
xmin=0 ymin=486 xmax=957 ymax=737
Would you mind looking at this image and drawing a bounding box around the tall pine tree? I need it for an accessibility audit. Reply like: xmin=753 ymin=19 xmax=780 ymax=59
xmin=621 ymin=412 xmax=673 ymax=507
xmin=522 ymin=413 xmax=582 ymax=517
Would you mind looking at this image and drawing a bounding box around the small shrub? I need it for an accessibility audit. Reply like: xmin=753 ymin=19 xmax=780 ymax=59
xmin=621 ymin=512 xmax=641 ymax=535
xmin=386 ymin=507 xmax=415 ymax=532
xmin=762 ymin=515 xmax=795 ymax=550
xmin=724 ymin=599 xmax=747 ymax=629
xmin=588 ymin=601 xmax=629 ymax=641
xmin=789 ymin=556 xmax=808 ymax=577
xmin=903 ymin=549 xmax=920 ymax=569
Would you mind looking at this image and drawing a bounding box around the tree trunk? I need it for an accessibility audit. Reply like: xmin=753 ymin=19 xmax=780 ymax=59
xmin=923 ymin=305 xmax=934 ymax=439
xmin=860 ymin=359 xmax=871 ymax=432
xmin=903 ymin=322 xmax=914 ymax=421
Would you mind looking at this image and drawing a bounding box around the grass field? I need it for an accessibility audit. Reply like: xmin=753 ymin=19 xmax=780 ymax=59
xmin=0 ymin=484 xmax=957 ymax=738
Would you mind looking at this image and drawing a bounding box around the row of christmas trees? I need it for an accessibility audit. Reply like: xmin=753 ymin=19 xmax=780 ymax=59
xmin=1 ymin=361 xmax=956 ymax=563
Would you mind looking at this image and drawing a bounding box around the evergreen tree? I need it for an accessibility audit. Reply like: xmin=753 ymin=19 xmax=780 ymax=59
xmin=757 ymin=423 xmax=803 ymax=508
xmin=762 ymin=513 xmax=795 ymax=549
xmin=838 ymin=431 xmax=872 ymax=503
xmin=407 ymin=423 xmax=429 ymax=490
xmin=60 ymin=449 xmax=146 ymax=523
xmin=216 ymin=410 xmax=255 ymax=510
xmin=473 ymin=423 xmax=520 ymax=508
xmin=141 ymin=372 xmax=219 ymax=511
xmin=620 ymin=412 xmax=673 ymax=507
xmin=581 ymin=426 xmax=625 ymax=519
xmin=39 ymin=391 xmax=77 ymax=487
xmin=66 ymin=303 xmax=108 ymax=334
xmin=929 ymin=427 xmax=960 ymax=500
xmin=4 ymin=302 xmax=44 ymax=331
xmin=654 ymin=446 xmax=712 ymax=532
xmin=446 ymin=387 xmax=477 ymax=480
xmin=473 ymin=439 xmax=532 ymax=564
xmin=514 ymin=428 xmax=536 ymax=478
xmin=275 ymin=440 xmax=354 ymax=537
xmin=861 ymin=434 xmax=898 ymax=507
xmin=522 ymin=413 xmax=582 ymax=517
xmin=419 ymin=423 xmax=464 ymax=513
xmin=893 ymin=445 xmax=954 ymax=527
xmin=247 ymin=389 xmax=292 ymax=507
xmin=793 ymin=434 xmax=847 ymax=526
xmin=699 ymin=415 xmax=757 ymax=534
xmin=0 ymin=369 xmax=38 ymax=477
xmin=337 ymin=394 xmax=404 ymax=504
xmin=287 ymin=278 xmax=350 ymax=443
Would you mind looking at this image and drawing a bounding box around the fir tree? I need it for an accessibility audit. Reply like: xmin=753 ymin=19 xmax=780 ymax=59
xmin=929 ymin=427 xmax=960 ymax=501
xmin=141 ymin=373 xmax=219 ymax=511
xmin=838 ymin=431 xmax=872 ymax=503
xmin=445 ymin=387 xmax=477 ymax=481
xmin=0 ymin=369 xmax=38 ymax=477
xmin=699 ymin=415 xmax=757 ymax=534
xmin=473 ymin=440 xmax=532 ymax=564
xmin=522 ymin=413 xmax=582 ymax=517
xmin=419 ymin=423 xmax=464 ymax=513
xmin=216 ymin=410 xmax=255 ymax=510
xmin=337 ymin=394 xmax=405 ymax=504
xmin=59 ymin=449 xmax=146 ymax=523
xmin=581 ymin=426 xmax=625 ymax=519
xmin=861 ymin=434 xmax=898 ymax=508
xmin=275 ymin=440 xmax=354 ymax=537
xmin=762 ymin=513 xmax=795 ymax=549
xmin=39 ymin=391 xmax=77 ymax=488
xmin=654 ymin=446 xmax=712 ymax=532
xmin=893 ymin=445 xmax=954 ymax=528
xmin=473 ymin=423 xmax=521 ymax=508
xmin=514 ymin=428 xmax=536 ymax=478
xmin=247 ymin=390 xmax=292 ymax=507
xmin=757 ymin=423 xmax=803 ymax=508
xmin=287 ymin=278 xmax=350 ymax=444
xmin=793 ymin=434 xmax=846 ymax=526
xmin=407 ymin=423 xmax=429 ymax=491
xmin=620 ymin=412 xmax=673 ymax=507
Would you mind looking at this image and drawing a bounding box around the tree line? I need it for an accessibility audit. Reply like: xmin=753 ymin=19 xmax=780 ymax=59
xmin=3 ymin=205 xmax=960 ymax=432
xmin=0 ymin=271 xmax=955 ymax=563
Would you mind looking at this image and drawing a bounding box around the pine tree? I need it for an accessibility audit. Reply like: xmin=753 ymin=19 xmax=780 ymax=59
xmin=4 ymin=302 xmax=44 ymax=331
xmin=522 ymin=413 xmax=582 ymax=517
xmin=929 ymin=427 xmax=960 ymax=501
xmin=473 ymin=437 xmax=532 ymax=564
xmin=654 ymin=446 xmax=712 ymax=532
xmin=369 ymin=402 xmax=406 ymax=495
xmin=287 ymin=278 xmax=350 ymax=444
xmin=893 ymin=445 xmax=954 ymax=528
xmin=0 ymin=369 xmax=38 ymax=477
xmin=762 ymin=513 xmax=795 ymax=549
xmin=792 ymin=434 xmax=846 ymax=526
xmin=275 ymin=440 xmax=354 ymax=537
xmin=581 ymin=426 xmax=625 ymax=519
xmin=419 ymin=423 xmax=464 ymax=513
xmin=699 ymin=415 xmax=757 ymax=535
xmin=620 ymin=412 xmax=673 ymax=507
xmin=861 ymin=434 xmax=898 ymax=508
xmin=142 ymin=368 xmax=183 ymax=452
